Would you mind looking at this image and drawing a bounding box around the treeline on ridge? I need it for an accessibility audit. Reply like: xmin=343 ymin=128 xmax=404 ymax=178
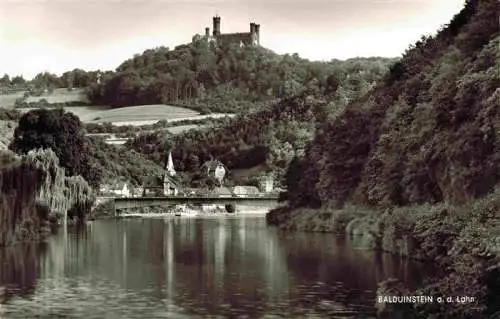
xmin=86 ymin=41 xmax=396 ymax=112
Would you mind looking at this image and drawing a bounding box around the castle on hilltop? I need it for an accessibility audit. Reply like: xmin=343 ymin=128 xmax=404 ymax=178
xmin=191 ymin=15 xmax=260 ymax=47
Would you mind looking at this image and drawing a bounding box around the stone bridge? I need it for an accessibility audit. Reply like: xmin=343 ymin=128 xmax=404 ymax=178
xmin=113 ymin=196 xmax=280 ymax=212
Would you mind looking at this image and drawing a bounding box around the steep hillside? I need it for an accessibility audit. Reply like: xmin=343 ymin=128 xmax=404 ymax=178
xmin=128 ymin=95 xmax=329 ymax=186
xmin=87 ymin=136 xmax=166 ymax=187
xmin=284 ymin=0 xmax=499 ymax=209
xmin=269 ymin=1 xmax=500 ymax=317
xmin=125 ymin=54 xmax=395 ymax=186
xmin=87 ymin=41 xmax=396 ymax=112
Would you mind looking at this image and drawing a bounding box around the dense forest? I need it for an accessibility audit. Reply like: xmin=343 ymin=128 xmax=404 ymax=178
xmin=86 ymin=41 xmax=396 ymax=112
xmin=282 ymin=0 xmax=499 ymax=209
xmin=126 ymin=55 xmax=395 ymax=185
xmin=268 ymin=0 xmax=500 ymax=318
xmin=128 ymin=95 xmax=327 ymax=185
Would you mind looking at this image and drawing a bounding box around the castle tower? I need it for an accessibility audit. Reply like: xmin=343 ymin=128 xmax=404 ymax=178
xmin=166 ymin=152 xmax=176 ymax=177
xmin=254 ymin=24 xmax=260 ymax=46
xmin=213 ymin=15 xmax=221 ymax=36
xmin=250 ymin=22 xmax=257 ymax=46
xmin=205 ymin=27 xmax=210 ymax=37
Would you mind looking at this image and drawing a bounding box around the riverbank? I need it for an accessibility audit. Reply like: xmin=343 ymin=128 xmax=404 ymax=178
xmin=267 ymin=191 xmax=500 ymax=318
xmin=90 ymin=199 xmax=276 ymax=220
xmin=0 ymin=149 xmax=94 ymax=246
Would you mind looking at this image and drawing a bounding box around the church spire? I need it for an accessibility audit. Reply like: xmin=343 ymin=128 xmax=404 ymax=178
xmin=166 ymin=152 xmax=176 ymax=176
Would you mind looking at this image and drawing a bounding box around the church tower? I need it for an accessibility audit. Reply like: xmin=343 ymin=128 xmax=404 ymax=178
xmin=166 ymin=152 xmax=176 ymax=176
xmin=164 ymin=152 xmax=178 ymax=196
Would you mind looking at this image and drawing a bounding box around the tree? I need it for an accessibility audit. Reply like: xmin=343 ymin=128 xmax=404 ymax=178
xmin=0 ymin=74 xmax=10 ymax=86
xmin=9 ymin=109 xmax=92 ymax=182
xmin=32 ymin=72 xmax=61 ymax=90
xmin=11 ymin=75 xmax=26 ymax=86
xmin=325 ymin=74 xmax=340 ymax=95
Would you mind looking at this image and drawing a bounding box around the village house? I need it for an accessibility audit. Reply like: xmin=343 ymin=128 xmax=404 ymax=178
xmin=259 ymin=175 xmax=274 ymax=193
xmin=99 ymin=181 xmax=132 ymax=197
xmin=232 ymin=185 xmax=260 ymax=197
xmin=210 ymin=186 xmax=233 ymax=198
xmin=99 ymin=184 xmax=111 ymax=195
xmin=132 ymin=186 xmax=144 ymax=197
xmin=112 ymin=182 xmax=131 ymax=197
xmin=201 ymin=159 xmax=227 ymax=186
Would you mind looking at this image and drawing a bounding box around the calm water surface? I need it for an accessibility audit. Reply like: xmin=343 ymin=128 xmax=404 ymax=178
xmin=0 ymin=216 xmax=428 ymax=318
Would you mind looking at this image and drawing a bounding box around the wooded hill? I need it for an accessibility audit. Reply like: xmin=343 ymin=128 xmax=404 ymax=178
xmin=284 ymin=0 xmax=499 ymax=209
xmin=126 ymin=53 xmax=395 ymax=186
xmin=87 ymin=41 xmax=396 ymax=112
xmin=270 ymin=1 xmax=500 ymax=317
xmin=128 ymin=95 xmax=327 ymax=185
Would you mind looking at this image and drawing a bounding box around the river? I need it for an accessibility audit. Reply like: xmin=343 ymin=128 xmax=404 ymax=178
xmin=0 ymin=216 xmax=429 ymax=318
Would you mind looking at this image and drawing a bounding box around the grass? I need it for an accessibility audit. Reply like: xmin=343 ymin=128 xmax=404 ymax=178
xmin=2 ymin=88 xmax=235 ymax=127
xmin=72 ymin=104 xmax=202 ymax=125
xmin=75 ymin=105 xmax=233 ymax=126
xmin=16 ymin=104 xmax=233 ymax=126
xmin=26 ymin=88 xmax=89 ymax=104
xmin=165 ymin=124 xmax=207 ymax=134
xmin=0 ymin=88 xmax=89 ymax=108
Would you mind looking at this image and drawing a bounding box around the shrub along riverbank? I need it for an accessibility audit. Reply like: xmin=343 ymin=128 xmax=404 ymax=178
xmin=0 ymin=149 xmax=94 ymax=246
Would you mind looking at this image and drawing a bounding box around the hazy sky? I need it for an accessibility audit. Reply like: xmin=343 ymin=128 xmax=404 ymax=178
xmin=1 ymin=0 xmax=465 ymax=79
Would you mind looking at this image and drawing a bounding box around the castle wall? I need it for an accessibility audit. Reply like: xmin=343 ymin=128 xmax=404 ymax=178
xmin=193 ymin=16 xmax=260 ymax=47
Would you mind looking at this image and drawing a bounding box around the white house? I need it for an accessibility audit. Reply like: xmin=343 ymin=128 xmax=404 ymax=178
xmin=232 ymin=185 xmax=260 ymax=197
xmin=259 ymin=175 xmax=274 ymax=193
xmin=210 ymin=186 xmax=233 ymax=198
xmin=132 ymin=186 xmax=144 ymax=197
xmin=112 ymin=182 xmax=131 ymax=197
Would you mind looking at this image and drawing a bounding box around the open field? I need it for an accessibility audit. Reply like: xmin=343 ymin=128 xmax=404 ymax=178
xmin=26 ymin=88 xmax=89 ymax=104
xmin=46 ymin=104 xmax=233 ymax=126
xmin=89 ymin=124 xmax=210 ymax=145
xmin=166 ymin=124 xmax=207 ymax=134
xmin=80 ymin=104 xmax=200 ymax=123
xmin=0 ymin=91 xmax=24 ymax=108
xmin=0 ymin=88 xmax=89 ymax=107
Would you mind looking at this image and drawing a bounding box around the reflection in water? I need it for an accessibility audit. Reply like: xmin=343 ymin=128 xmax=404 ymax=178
xmin=0 ymin=216 xmax=429 ymax=318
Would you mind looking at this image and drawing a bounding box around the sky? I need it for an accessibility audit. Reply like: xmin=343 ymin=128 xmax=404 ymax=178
xmin=0 ymin=0 xmax=466 ymax=79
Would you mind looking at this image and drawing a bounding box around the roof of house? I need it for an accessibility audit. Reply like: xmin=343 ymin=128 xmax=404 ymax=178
xmin=210 ymin=186 xmax=233 ymax=196
xmin=112 ymin=181 xmax=130 ymax=190
xmin=201 ymin=159 xmax=228 ymax=174
xmin=233 ymin=185 xmax=260 ymax=195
